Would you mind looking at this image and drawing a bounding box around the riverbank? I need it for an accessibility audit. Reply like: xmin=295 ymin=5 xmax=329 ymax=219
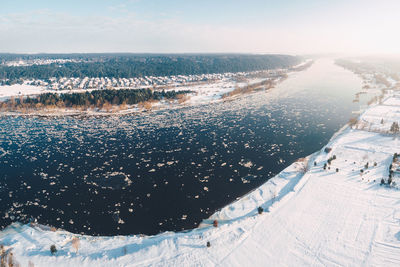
xmin=1 ymin=78 xmax=400 ymax=266
xmin=0 ymin=78 xmax=271 ymax=117
xmin=0 ymin=62 xmax=311 ymax=117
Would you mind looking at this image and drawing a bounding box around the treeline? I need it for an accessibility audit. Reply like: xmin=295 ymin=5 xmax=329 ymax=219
xmin=336 ymin=58 xmax=400 ymax=82
xmin=0 ymin=54 xmax=301 ymax=80
xmin=0 ymin=89 xmax=191 ymax=111
xmin=336 ymin=59 xmax=393 ymax=87
xmin=335 ymin=59 xmax=376 ymax=74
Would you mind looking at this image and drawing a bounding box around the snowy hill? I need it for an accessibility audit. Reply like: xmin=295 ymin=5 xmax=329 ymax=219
xmin=1 ymin=97 xmax=400 ymax=266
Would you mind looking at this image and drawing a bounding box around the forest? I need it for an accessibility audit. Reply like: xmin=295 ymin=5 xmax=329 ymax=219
xmin=0 ymin=88 xmax=191 ymax=111
xmin=0 ymin=54 xmax=301 ymax=81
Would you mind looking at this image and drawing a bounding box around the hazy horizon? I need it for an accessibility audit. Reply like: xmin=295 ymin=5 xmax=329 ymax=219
xmin=1 ymin=0 xmax=400 ymax=55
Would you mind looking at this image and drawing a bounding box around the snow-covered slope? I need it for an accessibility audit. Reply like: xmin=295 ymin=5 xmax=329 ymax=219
xmin=2 ymin=97 xmax=400 ymax=266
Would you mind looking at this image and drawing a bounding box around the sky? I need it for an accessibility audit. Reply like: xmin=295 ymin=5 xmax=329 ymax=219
xmin=0 ymin=0 xmax=400 ymax=55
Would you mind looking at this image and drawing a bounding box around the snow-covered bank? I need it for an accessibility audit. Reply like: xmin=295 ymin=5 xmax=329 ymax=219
xmin=200 ymin=154 xmax=315 ymax=226
xmin=0 ymin=76 xmax=274 ymax=117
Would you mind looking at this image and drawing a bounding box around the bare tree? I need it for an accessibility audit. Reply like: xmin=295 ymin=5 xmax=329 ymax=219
xmin=71 ymin=237 xmax=80 ymax=253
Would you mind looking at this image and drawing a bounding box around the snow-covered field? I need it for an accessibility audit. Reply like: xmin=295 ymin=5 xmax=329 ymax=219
xmin=357 ymin=94 xmax=400 ymax=133
xmin=0 ymin=84 xmax=49 ymax=100
xmin=170 ymin=79 xmax=239 ymax=105
xmin=173 ymin=77 xmax=271 ymax=105
xmin=2 ymin=93 xmax=400 ymax=266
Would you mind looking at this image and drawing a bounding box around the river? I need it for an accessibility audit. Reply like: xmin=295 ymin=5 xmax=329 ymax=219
xmin=0 ymin=59 xmax=367 ymax=236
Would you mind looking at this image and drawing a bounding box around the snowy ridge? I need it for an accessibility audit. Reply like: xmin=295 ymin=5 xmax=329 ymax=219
xmin=2 ymin=97 xmax=400 ymax=266
xmin=200 ymin=154 xmax=316 ymax=225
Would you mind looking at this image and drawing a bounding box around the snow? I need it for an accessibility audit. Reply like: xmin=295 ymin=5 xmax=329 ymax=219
xmin=201 ymin=156 xmax=314 ymax=224
xmin=2 ymin=94 xmax=400 ymax=266
xmin=171 ymin=77 xmax=271 ymax=106
xmin=0 ymin=84 xmax=49 ymax=100
xmin=177 ymin=79 xmax=237 ymax=105
xmin=356 ymin=93 xmax=400 ymax=133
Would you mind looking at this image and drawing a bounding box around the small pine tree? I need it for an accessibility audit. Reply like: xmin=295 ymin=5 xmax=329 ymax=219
xmin=381 ymin=178 xmax=385 ymax=185
xmin=390 ymin=122 xmax=399 ymax=133
xmin=388 ymin=176 xmax=393 ymax=185
xmin=365 ymin=162 xmax=369 ymax=169
xmin=257 ymin=206 xmax=264 ymax=214
xmin=381 ymin=118 xmax=384 ymax=124
xmin=333 ymin=155 xmax=336 ymax=160
xmin=314 ymin=161 xmax=317 ymax=166
xmin=50 ymin=245 xmax=57 ymax=255
xmin=374 ymin=162 xmax=377 ymax=167
xmin=336 ymin=168 xmax=339 ymax=172
xmin=323 ymin=163 xmax=327 ymax=170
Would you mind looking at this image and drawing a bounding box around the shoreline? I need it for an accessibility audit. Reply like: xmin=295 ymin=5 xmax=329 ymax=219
xmin=0 ymin=79 xmax=278 ymax=118
xmin=0 ymin=63 xmax=312 ymax=118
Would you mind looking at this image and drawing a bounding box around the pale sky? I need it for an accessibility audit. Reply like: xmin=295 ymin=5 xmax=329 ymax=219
xmin=1 ymin=0 xmax=400 ymax=55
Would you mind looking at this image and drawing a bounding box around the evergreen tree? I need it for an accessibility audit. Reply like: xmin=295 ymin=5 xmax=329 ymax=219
xmin=50 ymin=245 xmax=57 ymax=255
xmin=258 ymin=206 xmax=264 ymax=214
xmin=390 ymin=122 xmax=399 ymax=133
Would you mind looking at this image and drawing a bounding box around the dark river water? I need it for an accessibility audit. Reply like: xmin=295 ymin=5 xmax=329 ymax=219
xmin=0 ymin=59 xmax=369 ymax=236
